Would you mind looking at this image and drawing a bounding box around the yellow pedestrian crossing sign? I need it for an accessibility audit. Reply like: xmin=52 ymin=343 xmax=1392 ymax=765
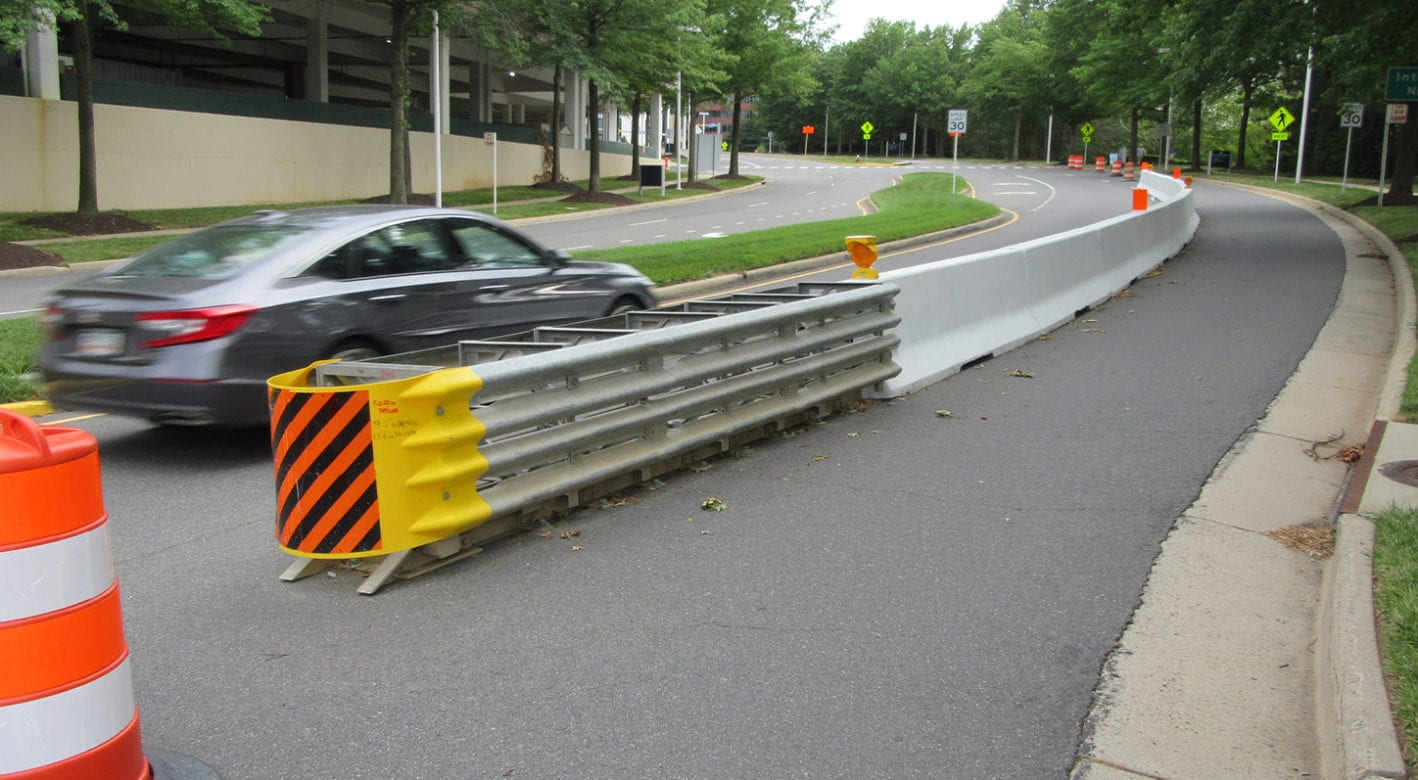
xmin=860 ymin=121 xmax=875 ymax=134
xmin=1080 ymin=122 xmax=1095 ymax=137
xmin=1268 ymin=107 xmax=1295 ymax=132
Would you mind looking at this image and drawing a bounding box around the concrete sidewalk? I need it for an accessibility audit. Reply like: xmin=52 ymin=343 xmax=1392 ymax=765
xmin=1071 ymin=188 xmax=1412 ymax=778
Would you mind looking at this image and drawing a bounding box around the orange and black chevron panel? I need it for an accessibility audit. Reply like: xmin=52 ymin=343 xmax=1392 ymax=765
xmin=270 ymin=387 xmax=382 ymax=556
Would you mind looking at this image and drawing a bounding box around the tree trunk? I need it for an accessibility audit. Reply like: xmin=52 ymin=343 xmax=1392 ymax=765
xmin=588 ymin=78 xmax=601 ymax=193
xmin=551 ymin=64 xmax=563 ymax=184
xmin=1237 ymin=81 xmax=1254 ymax=169
xmin=729 ymin=90 xmax=744 ymax=176
xmin=388 ymin=0 xmax=412 ymax=204
xmin=1128 ymin=106 xmax=1139 ymax=164
xmin=75 ymin=1 xmax=98 ymax=214
xmin=1011 ymin=107 xmax=1022 ymax=160
xmin=1190 ymin=98 xmax=1203 ymax=171
xmin=1391 ymin=106 xmax=1415 ymax=198
xmin=630 ymin=93 xmax=642 ymax=179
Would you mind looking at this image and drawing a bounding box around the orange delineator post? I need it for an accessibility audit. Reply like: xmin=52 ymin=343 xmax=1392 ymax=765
xmin=0 ymin=409 xmax=151 ymax=780
xmin=1132 ymin=188 xmax=1149 ymax=211
xmin=1172 ymin=167 xmax=1182 ymax=179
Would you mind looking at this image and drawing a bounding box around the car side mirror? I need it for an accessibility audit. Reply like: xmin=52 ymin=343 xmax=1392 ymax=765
xmin=545 ymin=249 xmax=571 ymax=268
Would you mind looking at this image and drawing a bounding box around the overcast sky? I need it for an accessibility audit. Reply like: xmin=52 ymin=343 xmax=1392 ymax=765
xmin=823 ymin=0 xmax=1007 ymax=42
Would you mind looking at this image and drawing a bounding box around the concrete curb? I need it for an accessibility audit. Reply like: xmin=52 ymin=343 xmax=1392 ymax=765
xmin=1325 ymin=514 xmax=1409 ymax=780
xmin=0 ymin=400 xmax=54 ymax=418
xmin=1211 ymin=180 xmax=1413 ymax=780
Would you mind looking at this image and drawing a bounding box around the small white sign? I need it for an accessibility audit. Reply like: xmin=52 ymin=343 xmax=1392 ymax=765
xmin=483 ymin=132 xmax=497 ymax=144
xmin=1340 ymin=103 xmax=1364 ymax=128
xmin=948 ymin=109 xmax=968 ymax=134
xmin=1388 ymin=104 xmax=1409 ymax=124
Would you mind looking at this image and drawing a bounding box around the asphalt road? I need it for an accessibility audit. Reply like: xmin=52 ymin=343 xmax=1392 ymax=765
xmin=29 ymin=179 xmax=1346 ymax=777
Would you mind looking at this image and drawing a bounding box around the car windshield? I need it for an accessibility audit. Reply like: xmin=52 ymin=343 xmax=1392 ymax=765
xmin=118 ymin=224 xmax=310 ymax=279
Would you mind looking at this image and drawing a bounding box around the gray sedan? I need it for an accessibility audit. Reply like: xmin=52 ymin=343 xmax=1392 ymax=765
xmin=40 ymin=206 xmax=657 ymax=428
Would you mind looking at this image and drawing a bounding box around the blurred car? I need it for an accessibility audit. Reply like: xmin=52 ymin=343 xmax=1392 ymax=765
xmin=40 ymin=205 xmax=657 ymax=428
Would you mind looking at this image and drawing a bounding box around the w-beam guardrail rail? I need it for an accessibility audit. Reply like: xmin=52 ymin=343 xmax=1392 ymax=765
xmin=267 ymin=281 xmax=902 ymax=594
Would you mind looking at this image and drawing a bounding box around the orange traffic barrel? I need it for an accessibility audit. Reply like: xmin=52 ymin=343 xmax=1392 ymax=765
xmin=0 ymin=409 xmax=150 ymax=780
xmin=1095 ymin=156 xmax=1106 ymax=172
xmin=1132 ymin=188 xmax=1149 ymax=211
xmin=1111 ymin=159 xmax=1123 ymax=176
xmin=1122 ymin=161 xmax=1135 ymax=181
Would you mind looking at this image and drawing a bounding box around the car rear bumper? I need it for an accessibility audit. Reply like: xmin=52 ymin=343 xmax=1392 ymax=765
xmin=43 ymin=372 xmax=271 ymax=428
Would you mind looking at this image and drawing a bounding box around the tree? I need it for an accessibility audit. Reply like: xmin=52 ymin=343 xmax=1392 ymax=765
xmin=1316 ymin=0 xmax=1418 ymax=198
xmin=705 ymin=0 xmax=821 ymax=176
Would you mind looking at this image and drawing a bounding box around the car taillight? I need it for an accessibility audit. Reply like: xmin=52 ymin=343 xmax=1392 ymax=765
xmin=43 ymin=304 xmax=64 ymax=340
xmin=136 ymin=305 xmax=258 ymax=348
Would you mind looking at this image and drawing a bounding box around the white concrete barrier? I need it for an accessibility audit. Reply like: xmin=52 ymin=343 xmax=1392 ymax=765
xmin=870 ymin=169 xmax=1198 ymax=397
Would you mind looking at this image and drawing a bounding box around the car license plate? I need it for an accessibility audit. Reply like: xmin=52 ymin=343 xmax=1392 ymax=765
xmin=75 ymin=328 xmax=125 ymax=357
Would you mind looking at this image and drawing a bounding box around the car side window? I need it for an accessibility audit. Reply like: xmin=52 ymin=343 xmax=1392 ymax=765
xmin=309 ymin=219 xmax=455 ymax=279
xmin=448 ymin=220 xmax=545 ymax=268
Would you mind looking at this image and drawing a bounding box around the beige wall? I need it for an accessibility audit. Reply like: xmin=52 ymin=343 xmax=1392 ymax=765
xmin=0 ymin=94 xmax=630 ymax=213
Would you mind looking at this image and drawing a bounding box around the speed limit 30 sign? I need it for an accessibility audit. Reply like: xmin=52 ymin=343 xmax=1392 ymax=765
xmin=948 ymin=109 xmax=967 ymax=134
xmin=1340 ymin=103 xmax=1364 ymax=129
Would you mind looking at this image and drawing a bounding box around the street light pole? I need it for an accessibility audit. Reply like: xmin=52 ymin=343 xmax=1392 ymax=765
xmin=675 ymin=70 xmax=682 ymax=190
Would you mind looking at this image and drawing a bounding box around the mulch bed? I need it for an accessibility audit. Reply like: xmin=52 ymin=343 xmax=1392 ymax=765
xmin=20 ymin=212 xmax=156 ymax=235
xmin=559 ymin=191 xmax=638 ymax=206
xmin=359 ymin=193 xmax=440 ymax=206
xmin=0 ymin=243 xmax=65 ymax=272
xmin=2 ymin=212 xmax=159 ymax=272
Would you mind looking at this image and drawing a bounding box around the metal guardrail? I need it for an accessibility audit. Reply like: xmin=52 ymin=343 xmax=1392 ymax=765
xmin=269 ymin=281 xmax=901 ymax=593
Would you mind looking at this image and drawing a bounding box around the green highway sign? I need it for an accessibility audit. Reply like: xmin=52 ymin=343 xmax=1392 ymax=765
xmin=1387 ymin=67 xmax=1418 ymax=101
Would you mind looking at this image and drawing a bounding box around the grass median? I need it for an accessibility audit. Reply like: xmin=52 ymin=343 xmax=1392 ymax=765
xmin=580 ymin=172 xmax=997 ymax=284
xmin=0 ymin=171 xmax=995 ymax=404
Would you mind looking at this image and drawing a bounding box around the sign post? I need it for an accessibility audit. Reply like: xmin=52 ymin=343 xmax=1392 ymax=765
xmin=948 ymin=109 xmax=967 ymax=192
xmin=1380 ymin=103 xmax=1409 ymax=207
xmin=1080 ymin=122 xmax=1094 ymax=161
xmin=860 ymin=121 xmax=874 ymax=159
xmin=801 ymin=125 xmax=814 ymax=156
xmin=484 ymin=132 xmax=498 ymax=214
xmin=1339 ymin=103 xmax=1363 ymax=192
xmin=1268 ymin=107 xmax=1295 ymax=183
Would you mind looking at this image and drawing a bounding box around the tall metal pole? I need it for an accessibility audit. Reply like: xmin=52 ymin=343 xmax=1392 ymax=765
xmin=432 ymin=10 xmax=442 ymax=207
xmin=1294 ymin=46 xmax=1314 ymax=183
xmin=823 ymin=105 xmax=829 ymax=158
xmin=1045 ymin=114 xmax=1053 ymax=165
xmin=1379 ymin=116 xmax=1391 ymax=207
xmin=676 ymin=70 xmax=682 ymax=190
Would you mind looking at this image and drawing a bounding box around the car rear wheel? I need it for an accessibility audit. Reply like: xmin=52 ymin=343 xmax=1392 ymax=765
xmin=607 ymin=297 xmax=643 ymax=316
xmin=328 ymin=339 xmax=381 ymax=362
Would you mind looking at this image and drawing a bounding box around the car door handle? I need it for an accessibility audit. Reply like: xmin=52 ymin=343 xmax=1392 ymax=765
xmin=367 ymin=294 xmax=407 ymax=303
